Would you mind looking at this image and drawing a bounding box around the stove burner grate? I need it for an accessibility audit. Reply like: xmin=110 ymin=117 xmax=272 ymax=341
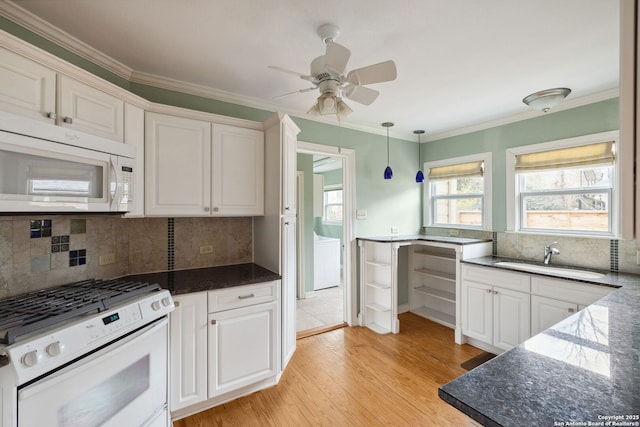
xmin=0 ymin=279 xmax=161 ymax=345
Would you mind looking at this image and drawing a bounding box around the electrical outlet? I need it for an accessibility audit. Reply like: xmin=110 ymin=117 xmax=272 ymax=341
xmin=449 ymin=229 xmax=460 ymax=236
xmin=200 ymin=245 xmax=214 ymax=254
xmin=391 ymin=226 xmax=399 ymax=234
xmin=99 ymin=253 xmax=115 ymax=265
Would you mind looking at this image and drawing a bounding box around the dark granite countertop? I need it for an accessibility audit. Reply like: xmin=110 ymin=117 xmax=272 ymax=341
xmin=357 ymin=234 xmax=492 ymax=245
xmin=439 ymin=256 xmax=640 ymax=426
xmin=121 ymin=263 xmax=281 ymax=295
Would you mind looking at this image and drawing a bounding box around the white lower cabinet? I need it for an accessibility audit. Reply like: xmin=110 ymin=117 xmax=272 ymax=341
xmin=169 ymin=281 xmax=280 ymax=418
xmin=208 ymin=300 xmax=278 ymax=397
xmin=169 ymin=292 xmax=208 ymax=411
xmin=531 ymin=295 xmax=577 ymax=335
xmin=461 ymin=264 xmax=530 ymax=351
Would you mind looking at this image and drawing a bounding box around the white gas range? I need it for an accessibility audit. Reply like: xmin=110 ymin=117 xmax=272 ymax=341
xmin=0 ymin=279 xmax=174 ymax=427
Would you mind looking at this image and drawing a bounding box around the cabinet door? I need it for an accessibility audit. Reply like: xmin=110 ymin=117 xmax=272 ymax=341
xmin=461 ymin=281 xmax=493 ymax=344
xmin=58 ymin=75 xmax=124 ymax=141
xmin=169 ymin=293 xmax=208 ymax=411
xmin=211 ymin=124 xmax=264 ymax=216
xmin=145 ymin=112 xmax=211 ymax=216
xmin=493 ymin=288 xmax=530 ymax=351
xmin=208 ymin=300 xmax=278 ymax=397
xmin=281 ymin=121 xmax=297 ymax=215
xmin=0 ymin=47 xmax=56 ymax=122
xmin=531 ymin=295 xmax=578 ymax=335
xmin=281 ymin=217 xmax=296 ymax=370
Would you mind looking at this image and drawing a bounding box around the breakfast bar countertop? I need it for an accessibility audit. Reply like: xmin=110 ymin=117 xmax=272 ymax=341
xmin=439 ymin=257 xmax=640 ymax=426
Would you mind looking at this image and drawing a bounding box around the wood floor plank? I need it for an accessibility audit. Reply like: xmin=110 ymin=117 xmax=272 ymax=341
xmin=173 ymin=313 xmax=483 ymax=427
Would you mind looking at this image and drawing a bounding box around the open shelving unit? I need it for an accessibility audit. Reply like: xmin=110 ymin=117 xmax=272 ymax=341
xmin=359 ymin=240 xmax=399 ymax=334
xmin=410 ymin=246 xmax=458 ymax=328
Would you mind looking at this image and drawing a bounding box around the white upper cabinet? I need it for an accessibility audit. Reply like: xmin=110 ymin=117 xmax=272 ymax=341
xmin=58 ymin=75 xmax=124 ymax=141
xmin=0 ymin=47 xmax=56 ymax=122
xmin=281 ymin=119 xmax=298 ymax=215
xmin=211 ymin=124 xmax=264 ymax=216
xmin=145 ymin=112 xmax=212 ymax=216
xmin=145 ymin=112 xmax=264 ymax=217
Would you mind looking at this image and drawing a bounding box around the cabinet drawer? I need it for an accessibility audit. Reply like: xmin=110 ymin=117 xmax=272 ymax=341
xmin=531 ymin=276 xmax=614 ymax=306
xmin=208 ymin=280 xmax=278 ymax=312
xmin=462 ymin=264 xmax=530 ymax=292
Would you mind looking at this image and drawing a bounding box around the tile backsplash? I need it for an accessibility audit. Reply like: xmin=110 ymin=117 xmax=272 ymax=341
xmin=0 ymin=216 xmax=253 ymax=299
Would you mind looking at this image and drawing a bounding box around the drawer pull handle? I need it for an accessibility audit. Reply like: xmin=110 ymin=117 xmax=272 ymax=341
xmin=568 ymin=308 xmax=575 ymax=313
xmin=63 ymin=116 xmax=73 ymax=124
xmin=485 ymin=289 xmax=492 ymax=293
xmin=238 ymin=293 xmax=255 ymax=300
xmin=211 ymin=319 xmax=216 ymax=325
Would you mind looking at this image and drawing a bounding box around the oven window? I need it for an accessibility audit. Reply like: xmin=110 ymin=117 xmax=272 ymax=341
xmin=57 ymin=355 xmax=150 ymax=427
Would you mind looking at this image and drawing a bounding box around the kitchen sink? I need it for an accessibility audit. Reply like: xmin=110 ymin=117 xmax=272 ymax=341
xmin=494 ymin=262 xmax=605 ymax=280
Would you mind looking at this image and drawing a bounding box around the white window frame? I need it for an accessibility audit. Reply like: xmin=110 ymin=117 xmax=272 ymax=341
xmin=506 ymin=130 xmax=620 ymax=237
xmin=423 ymin=152 xmax=492 ymax=230
xmin=322 ymin=184 xmax=343 ymax=225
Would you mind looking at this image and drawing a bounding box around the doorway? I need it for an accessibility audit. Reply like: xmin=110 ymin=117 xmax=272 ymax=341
xmin=295 ymin=142 xmax=356 ymax=335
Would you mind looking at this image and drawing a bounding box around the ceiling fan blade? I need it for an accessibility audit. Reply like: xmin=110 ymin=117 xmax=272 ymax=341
xmin=273 ymin=87 xmax=317 ymax=99
xmin=268 ymin=66 xmax=315 ymax=82
xmin=324 ymin=41 xmax=351 ymax=75
xmin=343 ymin=84 xmax=379 ymax=105
xmin=346 ymin=60 xmax=397 ymax=86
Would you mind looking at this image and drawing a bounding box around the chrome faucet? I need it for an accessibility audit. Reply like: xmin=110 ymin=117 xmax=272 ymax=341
xmin=544 ymin=242 xmax=560 ymax=264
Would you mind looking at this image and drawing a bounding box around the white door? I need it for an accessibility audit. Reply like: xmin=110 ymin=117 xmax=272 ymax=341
xmin=282 ymin=216 xmax=297 ymax=369
xmin=19 ymin=320 xmax=168 ymax=427
xmin=0 ymin=47 xmax=56 ymax=122
xmin=493 ymin=287 xmax=530 ymax=351
xmin=531 ymin=295 xmax=578 ymax=335
xmin=58 ymin=75 xmax=124 ymax=142
xmin=211 ymin=124 xmax=264 ymax=216
xmin=208 ymin=300 xmax=278 ymax=397
xmin=169 ymin=293 xmax=208 ymax=411
xmin=145 ymin=112 xmax=211 ymax=216
xmin=461 ymin=281 xmax=493 ymax=344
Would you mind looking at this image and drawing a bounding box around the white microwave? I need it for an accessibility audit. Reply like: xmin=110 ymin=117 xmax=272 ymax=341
xmin=0 ymin=112 xmax=135 ymax=214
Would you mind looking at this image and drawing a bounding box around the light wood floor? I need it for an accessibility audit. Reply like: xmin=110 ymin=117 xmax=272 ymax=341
xmin=174 ymin=313 xmax=483 ymax=427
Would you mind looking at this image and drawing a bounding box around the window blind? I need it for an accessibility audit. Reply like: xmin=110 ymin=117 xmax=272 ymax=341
xmin=515 ymin=141 xmax=615 ymax=172
xmin=428 ymin=160 xmax=484 ymax=181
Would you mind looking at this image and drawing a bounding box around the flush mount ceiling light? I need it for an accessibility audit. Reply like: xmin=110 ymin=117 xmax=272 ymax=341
xmin=382 ymin=122 xmax=394 ymax=180
xmin=522 ymin=88 xmax=571 ymax=113
xmin=414 ymin=130 xmax=425 ymax=183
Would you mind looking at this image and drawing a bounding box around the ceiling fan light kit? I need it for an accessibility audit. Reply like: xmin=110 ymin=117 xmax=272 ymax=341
xmin=270 ymin=24 xmax=397 ymax=119
xmin=383 ymin=122 xmax=394 ymax=180
xmin=522 ymin=87 xmax=571 ymax=112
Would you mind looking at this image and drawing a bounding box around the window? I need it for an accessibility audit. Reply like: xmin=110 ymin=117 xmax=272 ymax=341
xmin=424 ymin=153 xmax=492 ymax=230
xmin=323 ymin=186 xmax=343 ymax=223
xmin=507 ymin=131 xmax=619 ymax=236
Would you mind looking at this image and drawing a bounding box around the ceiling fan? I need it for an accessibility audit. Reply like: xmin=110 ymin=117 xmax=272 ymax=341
xmin=269 ymin=24 xmax=397 ymax=118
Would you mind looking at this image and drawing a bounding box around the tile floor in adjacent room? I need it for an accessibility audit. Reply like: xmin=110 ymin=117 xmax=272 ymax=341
xmin=296 ymin=285 xmax=343 ymax=332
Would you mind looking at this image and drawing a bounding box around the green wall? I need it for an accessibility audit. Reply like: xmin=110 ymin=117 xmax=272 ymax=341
xmin=422 ymin=98 xmax=619 ymax=231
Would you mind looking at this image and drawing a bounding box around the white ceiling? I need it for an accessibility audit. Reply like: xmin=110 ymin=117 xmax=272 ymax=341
xmin=1 ymin=0 xmax=621 ymax=141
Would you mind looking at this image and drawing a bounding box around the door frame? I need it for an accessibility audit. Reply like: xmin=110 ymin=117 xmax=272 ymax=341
xmin=297 ymin=141 xmax=356 ymax=327
xmin=295 ymin=171 xmax=305 ymax=299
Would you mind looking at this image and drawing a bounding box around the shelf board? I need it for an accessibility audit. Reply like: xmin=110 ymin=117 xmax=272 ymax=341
xmin=366 ymin=303 xmax=391 ymax=312
xmin=413 ymin=286 xmax=455 ymax=303
xmin=366 ymin=281 xmax=391 ymax=290
xmin=414 ymin=252 xmax=456 ymax=263
xmin=411 ymin=306 xmax=455 ymax=328
xmin=366 ymin=260 xmax=391 ymax=268
xmin=365 ymin=322 xmax=392 ymax=334
xmin=413 ymin=268 xmax=455 ymax=282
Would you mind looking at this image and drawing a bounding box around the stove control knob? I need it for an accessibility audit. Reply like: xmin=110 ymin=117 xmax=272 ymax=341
xmin=161 ymin=297 xmax=171 ymax=307
xmin=22 ymin=350 xmax=41 ymax=367
xmin=46 ymin=341 xmax=64 ymax=357
xmin=151 ymin=301 xmax=161 ymax=311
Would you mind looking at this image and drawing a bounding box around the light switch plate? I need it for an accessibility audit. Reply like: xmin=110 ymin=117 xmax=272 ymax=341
xmin=356 ymin=210 xmax=367 ymax=220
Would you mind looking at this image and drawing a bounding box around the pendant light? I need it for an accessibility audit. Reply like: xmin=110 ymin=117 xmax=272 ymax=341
xmin=382 ymin=122 xmax=393 ymax=180
xmin=414 ymin=130 xmax=425 ymax=183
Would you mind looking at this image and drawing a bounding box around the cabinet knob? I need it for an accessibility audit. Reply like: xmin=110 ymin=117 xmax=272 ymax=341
xmin=485 ymin=289 xmax=492 ymax=293
xmin=284 ymin=221 xmax=290 ymax=225
xmin=174 ymin=301 xmax=180 ymax=307
xmin=213 ymin=207 xmax=219 ymax=212
xmin=285 ymin=206 xmax=290 ymax=211
xmin=204 ymin=207 xmax=210 ymax=212
xmin=46 ymin=112 xmax=57 ymax=120
xmin=62 ymin=117 xmax=73 ymax=124
xmin=568 ymin=308 xmax=575 ymax=313
xmin=493 ymin=290 xmax=498 ymax=294
xmin=210 ymin=319 xmax=216 ymax=325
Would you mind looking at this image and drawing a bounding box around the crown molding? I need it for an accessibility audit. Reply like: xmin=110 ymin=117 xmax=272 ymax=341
xmin=0 ymin=0 xmax=133 ymax=80
xmin=423 ymin=88 xmax=620 ymax=142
